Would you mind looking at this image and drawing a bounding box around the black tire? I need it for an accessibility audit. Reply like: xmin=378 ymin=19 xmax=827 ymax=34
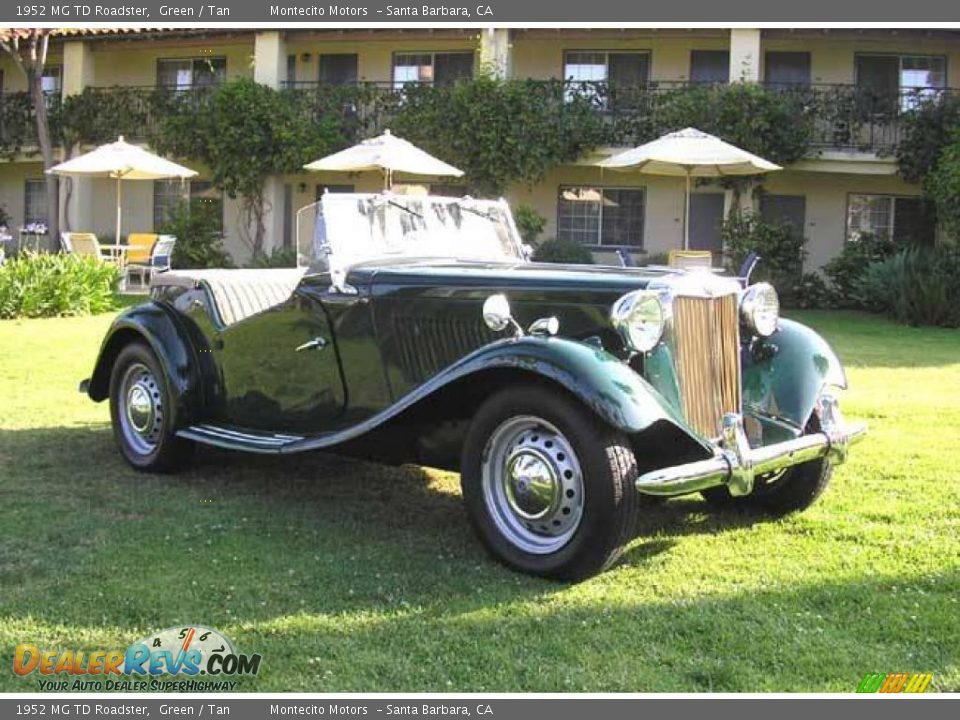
xmin=461 ymin=384 xmax=640 ymax=581
xmin=109 ymin=342 xmax=194 ymax=473
xmin=701 ymin=457 xmax=833 ymax=516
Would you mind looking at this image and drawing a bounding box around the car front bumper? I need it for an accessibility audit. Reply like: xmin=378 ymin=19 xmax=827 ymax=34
xmin=635 ymin=395 xmax=867 ymax=497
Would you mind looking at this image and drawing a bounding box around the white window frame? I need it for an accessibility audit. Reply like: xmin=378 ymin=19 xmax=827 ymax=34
xmin=392 ymin=51 xmax=474 ymax=87
xmin=845 ymin=192 xmax=931 ymax=243
xmin=156 ymin=57 xmax=227 ymax=90
xmin=557 ymin=185 xmax=646 ymax=248
xmin=24 ymin=178 xmax=48 ymax=225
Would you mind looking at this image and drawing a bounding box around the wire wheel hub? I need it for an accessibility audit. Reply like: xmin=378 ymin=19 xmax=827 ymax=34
xmin=482 ymin=416 xmax=585 ymax=555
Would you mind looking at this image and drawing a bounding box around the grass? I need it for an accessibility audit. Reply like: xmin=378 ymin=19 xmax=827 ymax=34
xmin=0 ymin=309 xmax=957 ymax=692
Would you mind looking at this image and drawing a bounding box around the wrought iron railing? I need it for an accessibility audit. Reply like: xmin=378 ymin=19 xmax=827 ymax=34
xmin=1 ymin=81 xmax=955 ymax=158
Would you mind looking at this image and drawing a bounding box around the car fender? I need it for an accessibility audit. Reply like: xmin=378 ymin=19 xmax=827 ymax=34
xmin=285 ymin=335 xmax=712 ymax=454
xmin=83 ymin=301 xmax=211 ymax=427
xmin=742 ymin=317 xmax=847 ymax=431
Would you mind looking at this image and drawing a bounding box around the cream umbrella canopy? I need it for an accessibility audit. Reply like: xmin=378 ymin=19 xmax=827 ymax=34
xmin=598 ymin=127 xmax=781 ymax=250
xmin=303 ymin=129 xmax=463 ymax=189
xmin=48 ymin=135 xmax=197 ymax=243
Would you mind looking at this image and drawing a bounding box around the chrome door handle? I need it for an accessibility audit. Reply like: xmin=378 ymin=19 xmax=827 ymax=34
xmin=295 ymin=337 xmax=327 ymax=352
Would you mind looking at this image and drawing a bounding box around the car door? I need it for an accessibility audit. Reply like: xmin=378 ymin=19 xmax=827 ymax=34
xmin=214 ymin=290 xmax=345 ymax=433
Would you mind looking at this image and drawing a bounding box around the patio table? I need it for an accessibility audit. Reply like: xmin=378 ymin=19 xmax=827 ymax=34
xmin=98 ymin=244 xmax=130 ymax=291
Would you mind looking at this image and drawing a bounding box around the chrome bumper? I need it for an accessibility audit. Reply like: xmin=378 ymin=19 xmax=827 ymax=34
xmin=635 ymin=395 xmax=867 ymax=497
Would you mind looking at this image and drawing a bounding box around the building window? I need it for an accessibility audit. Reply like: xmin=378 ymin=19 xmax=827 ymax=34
xmin=41 ymin=65 xmax=62 ymax=95
xmin=319 ymin=54 xmax=359 ymax=85
xmin=157 ymin=57 xmax=227 ymax=90
xmin=855 ymin=54 xmax=946 ymax=112
xmin=557 ymin=186 xmax=645 ymax=247
xmin=846 ymin=194 xmax=936 ymax=246
xmin=563 ymin=51 xmax=650 ymax=86
xmin=764 ymin=52 xmax=811 ymax=86
xmin=690 ymin=50 xmax=729 ymax=84
xmin=393 ymin=52 xmax=473 ymax=87
xmin=153 ymin=180 xmax=223 ymax=231
xmin=24 ymin=179 xmax=48 ymax=225
xmin=563 ymin=51 xmax=650 ymax=109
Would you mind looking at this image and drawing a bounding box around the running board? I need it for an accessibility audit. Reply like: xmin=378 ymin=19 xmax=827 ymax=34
xmin=177 ymin=424 xmax=306 ymax=454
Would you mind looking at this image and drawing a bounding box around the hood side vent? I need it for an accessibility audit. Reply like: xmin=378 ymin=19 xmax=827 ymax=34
xmin=394 ymin=316 xmax=495 ymax=384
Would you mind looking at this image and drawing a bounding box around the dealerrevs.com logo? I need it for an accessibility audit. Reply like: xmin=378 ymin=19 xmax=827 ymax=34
xmin=13 ymin=625 xmax=261 ymax=692
xmin=856 ymin=672 xmax=934 ymax=693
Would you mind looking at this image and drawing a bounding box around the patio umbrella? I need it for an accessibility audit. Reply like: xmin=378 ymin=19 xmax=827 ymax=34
xmin=303 ymin=129 xmax=463 ymax=189
xmin=599 ymin=127 xmax=781 ymax=250
xmin=48 ymin=135 xmax=197 ymax=243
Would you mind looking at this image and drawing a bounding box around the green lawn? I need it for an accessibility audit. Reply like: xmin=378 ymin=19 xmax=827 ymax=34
xmin=0 ymin=309 xmax=957 ymax=692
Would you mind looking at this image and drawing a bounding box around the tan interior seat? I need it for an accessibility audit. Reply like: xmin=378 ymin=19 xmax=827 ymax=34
xmin=153 ymin=268 xmax=308 ymax=327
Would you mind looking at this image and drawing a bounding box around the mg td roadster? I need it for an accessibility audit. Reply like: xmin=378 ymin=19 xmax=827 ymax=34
xmin=82 ymin=193 xmax=865 ymax=580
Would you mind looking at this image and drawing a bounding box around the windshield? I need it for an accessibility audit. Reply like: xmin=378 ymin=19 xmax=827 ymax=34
xmin=298 ymin=193 xmax=524 ymax=269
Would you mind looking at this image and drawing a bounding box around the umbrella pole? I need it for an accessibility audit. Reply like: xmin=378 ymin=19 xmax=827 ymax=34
xmin=683 ymin=172 xmax=691 ymax=251
xmin=116 ymin=175 xmax=122 ymax=245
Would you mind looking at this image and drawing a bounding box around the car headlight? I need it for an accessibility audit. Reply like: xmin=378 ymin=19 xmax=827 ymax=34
xmin=611 ymin=291 xmax=664 ymax=353
xmin=740 ymin=282 xmax=780 ymax=337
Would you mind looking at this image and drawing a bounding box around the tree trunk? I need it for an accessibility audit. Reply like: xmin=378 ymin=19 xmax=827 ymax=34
xmin=29 ymin=68 xmax=59 ymax=247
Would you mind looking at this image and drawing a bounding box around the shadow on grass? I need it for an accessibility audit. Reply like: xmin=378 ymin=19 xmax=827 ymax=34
xmin=1 ymin=424 xmax=957 ymax=691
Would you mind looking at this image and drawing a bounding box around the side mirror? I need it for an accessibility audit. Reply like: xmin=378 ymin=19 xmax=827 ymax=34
xmin=521 ymin=243 xmax=534 ymax=261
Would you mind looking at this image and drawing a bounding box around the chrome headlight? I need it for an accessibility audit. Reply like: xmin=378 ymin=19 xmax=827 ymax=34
xmin=611 ymin=291 xmax=664 ymax=353
xmin=740 ymin=282 xmax=780 ymax=337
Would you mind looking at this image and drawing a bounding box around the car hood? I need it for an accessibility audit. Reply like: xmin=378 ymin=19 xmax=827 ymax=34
xmin=347 ymin=258 xmax=679 ymax=296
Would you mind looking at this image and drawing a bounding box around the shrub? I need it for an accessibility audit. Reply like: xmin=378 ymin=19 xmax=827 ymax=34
xmin=0 ymin=252 xmax=119 ymax=319
xmin=157 ymin=202 xmax=232 ymax=269
xmin=512 ymin=204 xmax=547 ymax=246
xmin=532 ymin=238 xmax=594 ymax=265
xmin=246 ymin=246 xmax=298 ymax=268
xmin=856 ymin=246 xmax=960 ymax=328
xmin=822 ymin=232 xmax=898 ymax=308
xmin=641 ymin=252 xmax=670 ymax=266
xmin=721 ymin=210 xmax=807 ymax=304
xmin=790 ymin=272 xmax=832 ymax=310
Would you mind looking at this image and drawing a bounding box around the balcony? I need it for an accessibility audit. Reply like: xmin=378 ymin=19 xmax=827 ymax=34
xmin=0 ymin=92 xmax=62 ymax=158
xmin=1 ymin=81 xmax=954 ymax=161
xmin=282 ymin=80 xmax=957 ymax=156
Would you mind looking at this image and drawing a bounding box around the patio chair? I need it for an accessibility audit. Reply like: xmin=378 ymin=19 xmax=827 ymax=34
xmin=62 ymin=232 xmax=128 ymax=290
xmin=126 ymin=235 xmax=176 ymax=291
xmin=668 ymin=249 xmax=713 ymax=270
xmin=126 ymin=233 xmax=158 ymax=266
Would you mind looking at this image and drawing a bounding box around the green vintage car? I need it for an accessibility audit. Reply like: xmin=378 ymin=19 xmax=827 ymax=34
xmin=82 ymin=193 xmax=865 ymax=580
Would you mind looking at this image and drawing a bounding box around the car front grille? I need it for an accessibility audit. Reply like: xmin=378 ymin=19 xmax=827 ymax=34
xmin=671 ymin=293 xmax=742 ymax=439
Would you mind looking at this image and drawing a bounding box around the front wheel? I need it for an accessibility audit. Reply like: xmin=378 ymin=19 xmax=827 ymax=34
xmin=109 ymin=342 xmax=194 ymax=473
xmin=701 ymin=457 xmax=833 ymax=516
xmin=461 ymin=385 xmax=640 ymax=581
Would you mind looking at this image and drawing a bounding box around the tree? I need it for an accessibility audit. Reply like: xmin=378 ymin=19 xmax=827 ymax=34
xmin=0 ymin=29 xmax=60 ymax=241
xmin=924 ymin=129 xmax=960 ymax=243
xmin=152 ymin=78 xmax=343 ymax=258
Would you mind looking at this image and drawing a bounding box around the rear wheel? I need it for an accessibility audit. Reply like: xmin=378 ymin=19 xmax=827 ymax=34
xmin=109 ymin=342 xmax=194 ymax=473
xmin=461 ymin=385 xmax=640 ymax=581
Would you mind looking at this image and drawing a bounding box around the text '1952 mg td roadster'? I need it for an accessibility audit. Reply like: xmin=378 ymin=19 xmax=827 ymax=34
xmin=82 ymin=193 xmax=866 ymax=580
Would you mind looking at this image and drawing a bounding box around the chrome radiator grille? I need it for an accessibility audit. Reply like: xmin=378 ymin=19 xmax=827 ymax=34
xmin=671 ymin=293 xmax=742 ymax=439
